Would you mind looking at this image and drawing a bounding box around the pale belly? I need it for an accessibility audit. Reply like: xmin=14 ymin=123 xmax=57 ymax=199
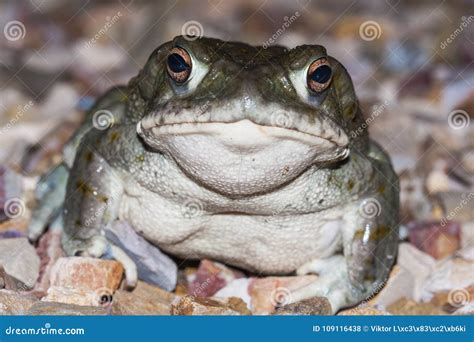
xmin=119 ymin=182 xmax=346 ymax=274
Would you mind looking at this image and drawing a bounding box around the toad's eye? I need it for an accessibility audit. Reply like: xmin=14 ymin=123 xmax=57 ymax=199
xmin=307 ymin=58 xmax=332 ymax=92
xmin=167 ymin=47 xmax=192 ymax=83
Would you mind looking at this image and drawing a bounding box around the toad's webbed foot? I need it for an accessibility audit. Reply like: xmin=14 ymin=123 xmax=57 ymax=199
xmin=289 ymin=255 xmax=355 ymax=313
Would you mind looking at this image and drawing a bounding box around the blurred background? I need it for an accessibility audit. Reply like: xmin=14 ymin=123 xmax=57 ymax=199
xmin=0 ymin=0 xmax=472 ymax=315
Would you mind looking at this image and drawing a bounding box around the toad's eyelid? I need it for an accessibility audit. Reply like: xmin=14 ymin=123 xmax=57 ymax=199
xmin=287 ymin=55 xmax=331 ymax=104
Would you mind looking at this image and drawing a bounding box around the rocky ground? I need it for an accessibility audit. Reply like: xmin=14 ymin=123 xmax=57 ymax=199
xmin=0 ymin=0 xmax=473 ymax=315
xmin=0 ymin=220 xmax=473 ymax=315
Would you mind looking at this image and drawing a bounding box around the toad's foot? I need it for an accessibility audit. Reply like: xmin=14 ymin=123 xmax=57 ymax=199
xmin=289 ymin=255 xmax=358 ymax=314
xmin=66 ymin=234 xmax=138 ymax=288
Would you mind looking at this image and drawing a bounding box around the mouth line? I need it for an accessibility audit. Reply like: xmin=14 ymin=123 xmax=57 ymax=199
xmin=138 ymin=119 xmax=348 ymax=147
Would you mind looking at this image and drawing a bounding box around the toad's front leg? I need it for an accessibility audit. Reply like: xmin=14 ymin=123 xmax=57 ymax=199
xmin=290 ymin=197 xmax=398 ymax=312
xmin=62 ymin=143 xmax=137 ymax=287
xmin=290 ymin=155 xmax=399 ymax=313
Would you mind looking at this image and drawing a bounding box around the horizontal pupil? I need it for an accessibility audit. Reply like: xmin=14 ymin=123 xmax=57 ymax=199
xmin=167 ymin=53 xmax=189 ymax=73
xmin=311 ymin=65 xmax=331 ymax=84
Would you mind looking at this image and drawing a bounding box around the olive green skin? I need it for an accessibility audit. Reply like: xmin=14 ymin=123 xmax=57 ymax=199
xmin=29 ymin=36 xmax=399 ymax=313
xmin=128 ymin=37 xmax=368 ymax=151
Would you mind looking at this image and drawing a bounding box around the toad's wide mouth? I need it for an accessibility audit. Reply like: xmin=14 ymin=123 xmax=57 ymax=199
xmin=137 ymin=119 xmax=350 ymax=196
xmin=138 ymin=118 xmax=349 ymax=150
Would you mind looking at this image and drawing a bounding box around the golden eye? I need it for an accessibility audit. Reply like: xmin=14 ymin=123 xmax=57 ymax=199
xmin=166 ymin=47 xmax=192 ymax=83
xmin=307 ymin=57 xmax=332 ymax=92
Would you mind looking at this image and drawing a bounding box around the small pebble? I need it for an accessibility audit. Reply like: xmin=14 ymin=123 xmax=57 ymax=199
xmin=171 ymin=295 xmax=250 ymax=315
xmin=49 ymin=257 xmax=124 ymax=295
xmin=407 ymin=220 xmax=460 ymax=259
xmin=27 ymin=301 xmax=108 ymax=315
xmin=188 ymin=259 xmax=244 ymax=297
xmin=0 ymin=237 xmax=40 ymax=289
xmin=0 ymin=290 xmax=38 ymax=315
xmin=105 ymin=220 xmax=177 ymax=291
xmin=275 ymin=297 xmax=332 ymax=315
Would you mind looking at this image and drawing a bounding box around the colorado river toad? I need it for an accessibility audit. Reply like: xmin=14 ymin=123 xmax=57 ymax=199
xmin=29 ymin=36 xmax=399 ymax=313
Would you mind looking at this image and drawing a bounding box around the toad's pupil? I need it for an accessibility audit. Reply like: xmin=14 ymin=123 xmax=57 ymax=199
xmin=167 ymin=53 xmax=189 ymax=73
xmin=311 ymin=65 xmax=331 ymax=84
